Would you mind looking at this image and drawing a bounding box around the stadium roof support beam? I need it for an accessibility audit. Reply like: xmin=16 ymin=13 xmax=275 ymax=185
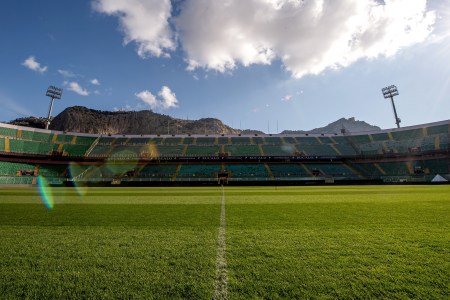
xmin=382 ymin=85 xmax=401 ymax=128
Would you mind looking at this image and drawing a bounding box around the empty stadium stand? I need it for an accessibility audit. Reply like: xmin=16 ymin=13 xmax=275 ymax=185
xmin=0 ymin=120 xmax=449 ymax=185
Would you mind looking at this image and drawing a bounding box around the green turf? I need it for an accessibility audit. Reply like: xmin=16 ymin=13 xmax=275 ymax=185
xmin=0 ymin=185 xmax=449 ymax=299
xmin=226 ymin=186 xmax=450 ymax=299
xmin=0 ymin=187 xmax=221 ymax=299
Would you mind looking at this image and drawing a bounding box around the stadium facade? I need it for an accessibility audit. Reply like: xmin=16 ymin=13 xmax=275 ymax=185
xmin=0 ymin=120 xmax=449 ymax=186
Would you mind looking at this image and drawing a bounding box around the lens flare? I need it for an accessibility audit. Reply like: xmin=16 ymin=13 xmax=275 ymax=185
xmin=68 ymin=162 xmax=89 ymax=196
xmin=37 ymin=175 xmax=54 ymax=210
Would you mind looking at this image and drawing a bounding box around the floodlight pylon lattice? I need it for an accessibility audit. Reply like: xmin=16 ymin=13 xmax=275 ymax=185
xmin=382 ymin=85 xmax=401 ymax=128
xmin=45 ymin=86 xmax=63 ymax=130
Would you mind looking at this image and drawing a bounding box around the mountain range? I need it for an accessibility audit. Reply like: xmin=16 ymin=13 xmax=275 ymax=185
xmin=8 ymin=106 xmax=381 ymax=135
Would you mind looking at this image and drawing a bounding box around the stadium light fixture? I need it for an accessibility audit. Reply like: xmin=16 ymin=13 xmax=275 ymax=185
xmin=382 ymin=85 xmax=401 ymax=128
xmin=45 ymin=85 xmax=63 ymax=130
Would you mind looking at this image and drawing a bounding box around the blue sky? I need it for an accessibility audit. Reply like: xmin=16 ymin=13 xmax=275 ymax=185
xmin=1 ymin=0 xmax=450 ymax=133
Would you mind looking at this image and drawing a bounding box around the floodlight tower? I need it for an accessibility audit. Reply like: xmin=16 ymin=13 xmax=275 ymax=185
xmin=382 ymin=85 xmax=401 ymax=128
xmin=45 ymin=86 xmax=63 ymax=130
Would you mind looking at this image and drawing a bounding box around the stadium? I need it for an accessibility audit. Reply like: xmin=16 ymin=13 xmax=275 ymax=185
xmin=0 ymin=119 xmax=449 ymax=186
xmin=2 ymin=1 xmax=450 ymax=298
xmin=1 ymin=118 xmax=449 ymax=299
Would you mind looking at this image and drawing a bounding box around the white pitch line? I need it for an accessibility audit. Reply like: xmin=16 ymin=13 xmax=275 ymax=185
xmin=213 ymin=185 xmax=228 ymax=300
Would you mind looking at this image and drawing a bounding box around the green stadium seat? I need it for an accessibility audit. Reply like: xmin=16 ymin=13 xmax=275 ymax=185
xmin=20 ymin=130 xmax=53 ymax=142
xmin=225 ymin=164 xmax=269 ymax=178
xmin=178 ymin=164 xmax=221 ymax=178
xmin=224 ymin=145 xmax=261 ymax=156
xmin=268 ymin=164 xmax=310 ymax=177
xmin=196 ymin=137 xmax=216 ymax=144
xmin=185 ymin=145 xmax=220 ymax=156
xmin=0 ymin=126 xmax=18 ymax=138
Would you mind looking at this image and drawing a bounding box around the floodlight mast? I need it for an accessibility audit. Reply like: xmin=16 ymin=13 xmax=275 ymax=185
xmin=45 ymin=86 xmax=63 ymax=130
xmin=382 ymin=85 xmax=401 ymax=128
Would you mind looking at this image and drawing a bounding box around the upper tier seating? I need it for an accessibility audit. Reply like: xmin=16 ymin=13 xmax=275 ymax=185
xmin=185 ymin=145 xmax=220 ymax=156
xmin=0 ymin=126 xmax=18 ymax=138
xmin=225 ymin=145 xmax=261 ymax=156
xmin=21 ymin=130 xmax=53 ymax=142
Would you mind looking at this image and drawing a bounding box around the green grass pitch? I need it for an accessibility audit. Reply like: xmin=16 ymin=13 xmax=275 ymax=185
xmin=0 ymin=185 xmax=449 ymax=299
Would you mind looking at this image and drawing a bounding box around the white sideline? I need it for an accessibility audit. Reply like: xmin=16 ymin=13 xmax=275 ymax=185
xmin=213 ymin=185 xmax=228 ymax=300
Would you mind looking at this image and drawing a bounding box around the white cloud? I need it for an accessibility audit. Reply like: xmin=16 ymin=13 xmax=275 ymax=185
xmin=281 ymin=94 xmax=293 ymax=102
xmin=135 ymin=85 xmax=178 ymax=110
xmin=94 ymin=0 xmax=436 ymax=79
xmin=66 ymin=81 xmax=90 ymax=96
xmin=93 ymin=0 xmax=175 ymax=58
xmin=91 ymin=78 xmax=100 ymax=85
xmin=58 ymin=69 xmax=76 ymax=77
xmin=175 ymin=0 xmax=436 ymax=77
xmin=22 ymin=56 xmax=47 ymax=73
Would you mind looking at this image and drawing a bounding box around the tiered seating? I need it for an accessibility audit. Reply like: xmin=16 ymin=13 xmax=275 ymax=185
xmin=333 ymin=143 xmax=358 ymax=155
xmin=98 ymin=137 xmax=115 ymax=145
xmin=55 ymin=134 xmax=74 ymax=143
xmin=296 ymin=137 xmax=322 ymax=145
xmin=318 ymin=136 xmax=335 ymax=144
xmin=0 ymin=161 xmax=35 ymax=175
xmin=264 ymin=137 xmax=283 ymax=144
xmin=109 ymin=145 xmax=141 ymax=158
xmin=230 ymin=137 xmax=251 ymax=144
xmin=378 ymin=162 xmax=411 ymax=176
xmin=371 ymin=132 xmax=389 ymax=141
xmin=225 ymin=145 xmax=261 ymax=156
xmin=60 ymin=144 xmax=90 ymax=156
xmin=218 ymin=137 xmax=230 ymax=145
xmin=283 ymin=137 xmax=297 ymax=144
xmin=253 ymin=137 xmax=265 ymax=144
xmin=183 ymin=137 xmax=196 ymax=144
xmin=0 ymin=126 xmax=18 ymax=138
xmin=178 ymin=164 xmax=221 ymax=178
xmin=139 ymin=164 xmax=178 ymax=178
xmin=98 ymin=164 xmax=137 ymax=178
xmin=440 ymin=135 xmax=449 ymax=149
xmin=164 ymin=137 xmax=182 ymax=144
xmin=157 ymin=145 xmax=184 ymax=156
xmin=391 ymin=128 xmax=423 ymax=140
xmin=75 ymin=136 xmax=97 ymax=145
xmin=384 ymin=140 xmax=408 ymax=153
xmin=128 ymin=137 xmax=151 ymax=145
xmin=420 ymin=159 xmax=449 ymax=174
xmin=225 ymin=164 xmax=269 ymax=178
xmin=196 ymin=137 xmax=216 ymax=144
xmin=305 ymin=164 xmax=356 ymax=177
xmin=360 ymin=143 xmax=383 ymax=155
xmin=262 ymin=144 xmax=296 ymax=156
xmin=348 ymin=134 xmax=371 ymax=144
xmin=349 ymin=163 xmax=384 ymax=178
xmin=0 ymin=138 xmax=4 ymax=152
xmin=427 ymin=124 xmax=448 ymax=135
xmin=89 ymin=145 xmax=113 ymax=157
xmin=420 ymin=136 xmax=436 ymax=152
xmin=297 ymin=144 xmax=337 ymax=156
xmin=268 ymin=164 xmax=309 ymax=177
xmin=38 ymin=165 xmax=67 ymax=177
xmin=21 ymin=130 xmax=53 ymax=142
xmin=185 ymin=145 xmax=219 ymax=156
xmin=0 ymin=176 xmax=33 ymax=184
xmin=9 ymin=139 xmax=54 ymax=155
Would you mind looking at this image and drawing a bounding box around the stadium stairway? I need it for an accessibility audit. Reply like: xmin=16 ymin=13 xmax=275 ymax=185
xmin=264 ymin=164 xmax=275 ymax=180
